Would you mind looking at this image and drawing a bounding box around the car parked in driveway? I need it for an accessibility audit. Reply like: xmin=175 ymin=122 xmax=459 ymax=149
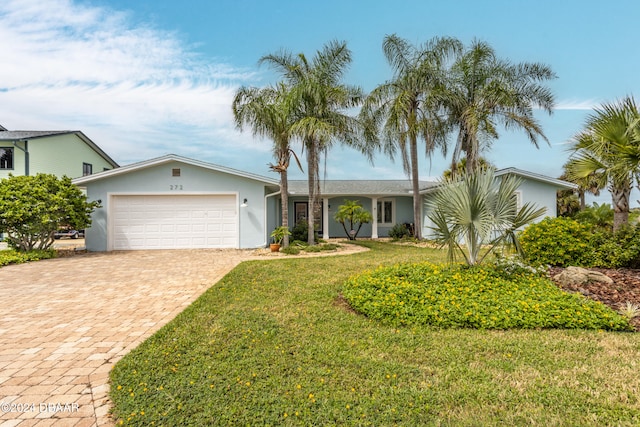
xmin=54 ymin=229 xmax=84 ymax=239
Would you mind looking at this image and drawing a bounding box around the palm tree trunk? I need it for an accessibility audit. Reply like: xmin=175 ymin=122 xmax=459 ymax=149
xmin=306 ymin=139 xmax=318 ymax=245
xmin=611 ymin=184 xmax=630 ymax=232
xmin=466 ymin=133 xmax=479 ymax=173
xmin=280 ymin=168 xmax=289 ymax=247
xmin=409 ymin=135 xmax=422 ymax=239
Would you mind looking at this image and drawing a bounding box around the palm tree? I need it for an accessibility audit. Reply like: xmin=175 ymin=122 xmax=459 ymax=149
xmin=427 ymin=169 xmax=546 ymax=266
xmin=361 ymin=34 xmax=462 ymax=239
xmin=333 ymin=199 xmax=373 ymax=240
xmin=442 ymin=157 xmax=494 ymax=180
xmin=260 ymin=40 xmax=365 ymax=245
xmin=445 ymin=39 xmax=556 ymax=174
xmin=564 ymin=96 xmax=640 ymax=231
xmin=232 ymin=83 xmax=302 ymax=247
xmin=557 ymin=171 xmax=600 ymax=211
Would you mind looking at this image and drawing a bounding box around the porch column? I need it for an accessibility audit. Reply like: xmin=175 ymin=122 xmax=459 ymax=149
xmin=322 ymin=197 xmax=330 ymax=239
xmin=371 ymin=197 xmax=378 ymax=239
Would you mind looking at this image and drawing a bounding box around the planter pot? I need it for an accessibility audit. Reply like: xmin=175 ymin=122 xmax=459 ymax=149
xmin=270 ymin=243 xmax=281 ymax=252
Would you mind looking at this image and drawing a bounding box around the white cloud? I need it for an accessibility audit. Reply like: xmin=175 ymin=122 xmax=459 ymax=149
xmin=0 ymin=0 xmax=266 ymax=166
xmin=554 ymin=99 xmax=600 ymax=110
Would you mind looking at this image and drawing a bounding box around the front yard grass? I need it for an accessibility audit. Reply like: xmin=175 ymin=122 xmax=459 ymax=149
xmin=110 ymin=241 xmax=640 ymax=426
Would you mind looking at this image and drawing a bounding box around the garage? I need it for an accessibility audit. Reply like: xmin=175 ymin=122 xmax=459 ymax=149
xmin=73 ymin=154 xmax=279 ymax=251
xmin=110 ymin=194 xmax=238 ymax=250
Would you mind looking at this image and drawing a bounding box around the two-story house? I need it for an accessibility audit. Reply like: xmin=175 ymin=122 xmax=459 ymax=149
xmin=0 ymin=125 xmax=118 ymax=179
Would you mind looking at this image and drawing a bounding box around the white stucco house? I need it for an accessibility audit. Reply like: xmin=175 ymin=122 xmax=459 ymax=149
xmin=73 ymin=154 xmax=577 ymax=251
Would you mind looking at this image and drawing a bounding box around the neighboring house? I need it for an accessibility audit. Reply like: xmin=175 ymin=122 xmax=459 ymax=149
xmin=0 ymin=125 xmax=118 ymax=179
xmin=73 ymin=154 xmax=576 ymax=251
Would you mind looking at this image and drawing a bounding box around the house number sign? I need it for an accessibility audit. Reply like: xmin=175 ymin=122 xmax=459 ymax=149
xmin=169 ymin=185 xmax=183 ymax=190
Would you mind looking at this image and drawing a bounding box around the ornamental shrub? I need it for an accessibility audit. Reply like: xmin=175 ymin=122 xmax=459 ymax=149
xmin=0 ymin=249 xmax=56 ymax=267
xmin=520 ymin=217 xmax=593 ymax=266
xmin=590 ymin=225 xmax=640 ymax=268
xmin=342 ymin=262 xmax=632 ymax=331
xmin=0 ymin=174 xmax=100 ymax=251
xmin=388 ymin=223 xmax=411 ymax=239
xmin=291 ymin=220 xmax=318 ymax=243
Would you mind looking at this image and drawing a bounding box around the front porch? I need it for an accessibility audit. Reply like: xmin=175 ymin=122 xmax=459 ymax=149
xmin=284 ymin=195 xmax=416 ymax=239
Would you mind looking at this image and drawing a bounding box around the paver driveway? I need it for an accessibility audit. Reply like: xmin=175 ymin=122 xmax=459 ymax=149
xmin=0 ymin=249 xmax=252 ymax=427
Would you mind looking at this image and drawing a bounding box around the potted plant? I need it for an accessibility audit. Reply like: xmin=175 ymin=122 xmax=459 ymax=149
xmin=269 ymin=226 xmax=291 ymax=252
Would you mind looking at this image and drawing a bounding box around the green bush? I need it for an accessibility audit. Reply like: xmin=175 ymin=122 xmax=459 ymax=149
xmin=0 ymin=174 xmax=99 ymax=251
xmin=590 ymin=225 xmax=640 ymax=268
xmin=0 ymin=249 xmax=56 ymax=267
xmin=342 ymin=262 xmax=631 ymax=331
xmin=290 ymin=220 xmax=318 ymax=243
xmin=388 ymin=223 xmax=411 ymax=239
xmin=520 ymin=217 xmax=593 ymax=266
xmin=281 ymin=246 xmax=300 ymax=255
xmin=521 ymin=217 xmax=640 ymax=269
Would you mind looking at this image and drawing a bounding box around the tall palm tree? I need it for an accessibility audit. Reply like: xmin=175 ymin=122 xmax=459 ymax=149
xmin=445 ymin=39 xmax=556 ymax=174
xmin=565 ymin=96 xmax=640 ymax=231
xmin=260 ymin=40 xmax=365 ymax=244
xmin=361 ymin=34 xmax=462 ymax=239
xmin=232 ymin=83 xmax=302 ymax=247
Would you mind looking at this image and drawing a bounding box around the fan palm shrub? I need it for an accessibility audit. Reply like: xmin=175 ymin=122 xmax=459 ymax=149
xmin=427 ymin=169 xmax=546 ymax=266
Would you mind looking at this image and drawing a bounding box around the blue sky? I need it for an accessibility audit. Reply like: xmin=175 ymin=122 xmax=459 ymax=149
xmin=1 ymin=0 xmax=638 ymax=205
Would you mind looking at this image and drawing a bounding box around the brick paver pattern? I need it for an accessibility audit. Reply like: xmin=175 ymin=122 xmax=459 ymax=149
xmin=0 ymin=249 xmax=251 ymax=427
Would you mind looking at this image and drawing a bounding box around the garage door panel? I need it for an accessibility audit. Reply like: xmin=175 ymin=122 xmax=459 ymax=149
xmin=111 ymin=195 xmax=238 ymax=250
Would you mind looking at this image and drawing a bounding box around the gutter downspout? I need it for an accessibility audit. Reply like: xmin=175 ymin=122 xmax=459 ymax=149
xmin=261 ymin=189 xmax=281 ymax=247
xmin=12 ymin=140 xmax=29 ymax=175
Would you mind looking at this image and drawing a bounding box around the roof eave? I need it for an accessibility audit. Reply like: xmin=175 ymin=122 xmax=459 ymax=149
xmin=72 ymin=154 xmax=279 ymax=186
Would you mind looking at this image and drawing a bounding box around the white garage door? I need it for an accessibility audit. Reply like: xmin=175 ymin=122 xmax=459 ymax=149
xmin=111 ymin=194 xmax=238 ymax=250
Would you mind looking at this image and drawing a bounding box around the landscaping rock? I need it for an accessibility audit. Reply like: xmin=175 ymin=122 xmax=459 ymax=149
xmin=553 ymin=266 xmax=613 ymax=287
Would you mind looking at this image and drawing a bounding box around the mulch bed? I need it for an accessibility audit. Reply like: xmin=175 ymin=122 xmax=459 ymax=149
xmin=549 ymin=266 xmax=640 ymax=330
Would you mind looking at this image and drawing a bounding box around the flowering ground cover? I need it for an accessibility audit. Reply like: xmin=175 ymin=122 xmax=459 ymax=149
xmin=110 ymin=242 xmax=640 ymax=426
xmin=343 ymin=262 xmax=632 ymax=330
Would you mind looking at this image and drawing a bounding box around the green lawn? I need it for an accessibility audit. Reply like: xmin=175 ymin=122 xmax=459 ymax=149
xmin=110 ymin=242 xmax=640 ymax=426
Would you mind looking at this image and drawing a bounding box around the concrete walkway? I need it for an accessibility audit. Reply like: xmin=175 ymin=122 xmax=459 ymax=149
xmin=0 ymin=250 xmax=252 ymax=427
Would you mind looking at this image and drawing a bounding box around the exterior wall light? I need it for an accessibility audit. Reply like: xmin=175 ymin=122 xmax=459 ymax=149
xmin=240 ymin=198 xmax=248 ymax=208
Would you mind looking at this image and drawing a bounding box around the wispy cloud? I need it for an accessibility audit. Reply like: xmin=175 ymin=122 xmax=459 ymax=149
xmin=554 ymin=99 xmax=600 ymax=110
xmin=0 ymin=0 xmax=268 ymax=166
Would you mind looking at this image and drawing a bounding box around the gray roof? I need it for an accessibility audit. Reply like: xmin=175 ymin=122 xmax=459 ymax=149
xmin=495 ymin=167 xmax=578 ymax=189
xmin=0 ymin=129 xmax=119 ymax=168
xmin=0 ymin=130 xmax=73 ymax=140
xmin=288 ymin=180 xmax=436 ymax=196
xmin=73 ymin=154 xmax=279 ymax=186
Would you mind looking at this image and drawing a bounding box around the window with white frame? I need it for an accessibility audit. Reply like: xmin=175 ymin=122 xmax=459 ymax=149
xmin=377 ymin=199 xmax=394 ymax=226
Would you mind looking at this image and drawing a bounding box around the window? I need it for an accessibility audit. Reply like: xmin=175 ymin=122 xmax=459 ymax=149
xmin=0 ymin=148 xmax=13 ymax=169
xmin=172 ymin=168 xmax=181 ymax=177
xmin=513 ymin=191 xmax=523 ymax=210
xmin=293 ymin=201 xmax=324 ymax=234
xmin=377 ymin=199 xmax=394 ymax=225
xmin=82 ymin=162 xmax=93 ymax=176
